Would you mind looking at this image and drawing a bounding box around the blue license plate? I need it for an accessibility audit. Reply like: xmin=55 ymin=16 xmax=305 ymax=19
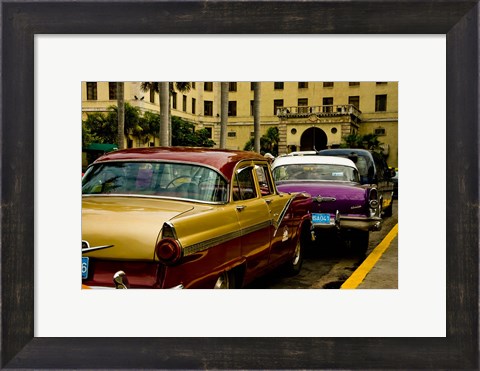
xmin=312 ymin=213 xmax=331 ymax=224
xmin=82 ymin=257 xmax=89 ymax=279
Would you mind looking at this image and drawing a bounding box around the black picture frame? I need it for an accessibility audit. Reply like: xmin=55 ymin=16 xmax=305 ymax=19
xmin=1 ymin=1 xmax=478 ymax=369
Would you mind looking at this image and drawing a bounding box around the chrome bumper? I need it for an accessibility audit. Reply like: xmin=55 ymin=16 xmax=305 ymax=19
xmin=312 ymin=211 xmax=382 ymax=232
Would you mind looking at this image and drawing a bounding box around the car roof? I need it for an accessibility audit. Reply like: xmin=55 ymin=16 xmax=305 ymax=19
xmin=283 ymin=150 xmax=318 ymax=156
xmin=92 ymin=147 xmax=267 ymax=180
xmin=272 ymin=155 xmax=358 ymax=169
xmin=318 ymin=148 xmax=373 ymax=157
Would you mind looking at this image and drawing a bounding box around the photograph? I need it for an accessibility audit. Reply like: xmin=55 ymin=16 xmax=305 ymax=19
xmin=81 ymin=81 xmax=399 ymax=290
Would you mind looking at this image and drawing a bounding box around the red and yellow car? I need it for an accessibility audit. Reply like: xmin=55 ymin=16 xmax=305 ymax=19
xmin=81 ymin=147 xmax=313 ymax=289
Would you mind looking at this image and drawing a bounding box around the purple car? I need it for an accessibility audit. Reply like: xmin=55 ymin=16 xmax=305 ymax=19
xmin=271 ymin=154 xmax=382 ymax=254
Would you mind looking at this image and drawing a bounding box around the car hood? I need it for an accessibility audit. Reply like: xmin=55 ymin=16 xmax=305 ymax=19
xmin=276 ymin=181 xmax=367 ymax=214
xmin=82 ymin=196 xmax=212 ymax=260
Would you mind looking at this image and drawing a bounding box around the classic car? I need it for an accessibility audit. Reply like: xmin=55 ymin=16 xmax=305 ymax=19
xmin=271 ymin=155 xmax=381 ymax=254
xmin=391 ymin=168 xmax=398 ymax=199
xmin=81 ymin=147 xmax=313 ymax=289
xmin=317 ymin=148 xmax=395 ymax=217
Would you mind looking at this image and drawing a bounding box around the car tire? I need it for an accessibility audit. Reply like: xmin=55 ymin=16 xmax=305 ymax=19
xmin=383 ymin=195 xmax=393 ymax=217
xmin=351 ymin=230 xmax=369 ymax=256
xmin=214 ymin=270 xmax=235 ymax=289
xmin=284 ymin=233 xmax=304 ymax=276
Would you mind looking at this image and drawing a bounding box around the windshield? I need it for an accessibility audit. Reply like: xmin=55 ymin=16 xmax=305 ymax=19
xmin=82 ymin=161 xmax=228 ymax=203
xmin=272 ymin=164 xmax=360 ymax=183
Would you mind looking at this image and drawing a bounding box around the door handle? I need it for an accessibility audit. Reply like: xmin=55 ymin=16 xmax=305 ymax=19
xmin=236 ymin=205 xmax=246 ymax=211
xmin=265 ymin=199 xmax=272 ymax=204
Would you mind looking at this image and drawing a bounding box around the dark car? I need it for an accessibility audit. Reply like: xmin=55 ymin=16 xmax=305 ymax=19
xmin=391 ymin=168 xmax=398 ymax=199
xmin=317 ymin=148 xmax=395 ymax=217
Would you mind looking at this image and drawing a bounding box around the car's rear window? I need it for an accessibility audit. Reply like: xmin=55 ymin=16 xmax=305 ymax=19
xmin=82 ymin=161 xmax=228 ymax=203
xmin=273 ymin=164 xmax=360 ymax=183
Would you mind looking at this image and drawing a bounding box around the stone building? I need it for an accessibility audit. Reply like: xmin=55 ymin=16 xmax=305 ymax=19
xmin=82 ymin=81 xmax=398 ymax=167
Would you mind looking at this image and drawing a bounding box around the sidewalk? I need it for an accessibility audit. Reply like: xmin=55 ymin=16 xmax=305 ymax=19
xmin=357 ymin=235 xmax=398 ymax=289
xmin=341 ymin=224 xmax=398 ymax=289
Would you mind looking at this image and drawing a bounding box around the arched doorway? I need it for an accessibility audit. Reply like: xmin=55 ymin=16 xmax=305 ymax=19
xmin=300 ymin=127 xmax=327 ymax=151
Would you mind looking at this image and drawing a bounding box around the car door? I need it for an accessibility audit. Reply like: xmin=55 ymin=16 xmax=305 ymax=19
xmin=254 ymin=163 xmax=294 ymax=266
xmin=232 ymin=164 xmax=271 ymax=279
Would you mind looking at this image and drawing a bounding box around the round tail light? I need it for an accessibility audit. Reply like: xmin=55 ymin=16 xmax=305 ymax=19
xmin=369 ymin=188 xmax=379 ymax=208
xmin=155 ymin=238 xmax=182 ymax=265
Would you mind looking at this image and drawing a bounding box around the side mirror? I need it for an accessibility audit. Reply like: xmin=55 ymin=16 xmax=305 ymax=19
xmin=389 ymin=168 xmax=396 ymax=177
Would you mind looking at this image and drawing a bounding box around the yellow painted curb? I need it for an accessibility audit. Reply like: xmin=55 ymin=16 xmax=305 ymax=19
xmin=341 ymin=223 xmax=398 ymax=289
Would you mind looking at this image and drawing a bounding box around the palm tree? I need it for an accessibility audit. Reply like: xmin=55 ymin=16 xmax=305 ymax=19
xmin=220 ymin=82 xmax=229 ymax=148
xmin=253 ymin=82 xmax=261 ymax=153
xmin=159 ymin=82 xmax=169 ymax=146
xmin=116 ymin=82 xmax=125 ymax=149
xmin=140 ymin=82 xmax=192 ymax=146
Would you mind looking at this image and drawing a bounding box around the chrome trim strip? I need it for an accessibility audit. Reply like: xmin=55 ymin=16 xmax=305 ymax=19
xmin=183 ymin=220 xmax=271 ymax=256
xmin=82 ymin=243 xmax=114 ymax=254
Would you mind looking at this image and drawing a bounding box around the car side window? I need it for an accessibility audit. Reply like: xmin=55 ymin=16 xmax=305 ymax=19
xmin=232 ymin=167 xmax=257 ymax=201
xmin=254 ymin=165 xmax=273 ymax=196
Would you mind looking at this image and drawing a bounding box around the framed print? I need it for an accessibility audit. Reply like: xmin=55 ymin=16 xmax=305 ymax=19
xmin=2 ymin=1 xmax=478 ymax=369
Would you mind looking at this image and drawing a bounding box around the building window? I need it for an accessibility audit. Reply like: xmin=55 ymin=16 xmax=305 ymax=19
xmin=229 ymin=82 xmax=237 ymax=92
xmin=228 ymin=101 xmax=237 ymax=116
xmin=228 ymin=132 xmax=236 ymax=137
xmin=349 ymin=82 xmax=360 ymax=86
xmin=251 ymin=82 xmax=255 ymax=91
xmin=274 ymin=82 xmax=284 ymax=90
xmin=323 ymin=97 xmax=333 ymax=113
xmin=192 ymin=98 xmax=196 ymax=114
xmin=86 ymin=82 xmax=97 ymax=100
xmin=192 ymin=82 xmax=196 ymax=89
xmin=127 ymin=139 xmax=133 ymax=148
xmin=172 ymin=92 xmax=177 ymax=109
xmin=374 ymin=127 xmax=386 ymax=136
xmin=349 ymin=96 xmax=360 ymax=110
xmin=182 ymin=95 xmax=187 ymax=112
xmin=149 ymin=89 xmax=155 ymax=103
xmin=376 ymin=82 xmax=388 ymax=85
xmin=298 ymin=98 xmax=308 ymax=113
xmin=298 ymin=82 xmax=308 ymax=89
xmin=274 ymin=99 xmax=284 ymax=115
xmin=204 ymin=100 xmax=213 ymax=116
xmin=323 ymin=82 xmax=334 ymax=88
xmin=375 ymin=95 xmax=387 ymax=112
xmin=204 ymin=82 xmax=213 ymax=91
xmin=250 ymin=100 xmax=254 ymax=116
xmin=108 ymin=82 xmax=117 ymax=100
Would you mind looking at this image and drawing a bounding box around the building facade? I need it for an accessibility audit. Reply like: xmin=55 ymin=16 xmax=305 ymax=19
xmin=82 ymin=81 xmax=398 ymax=167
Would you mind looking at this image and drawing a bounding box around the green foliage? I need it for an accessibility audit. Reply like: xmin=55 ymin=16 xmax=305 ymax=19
xmin=82 ymin=103 xmax=144 ymax=146
xmin=342 ymin=133 xmax=382 ymax=150
xmin=83 ymin=112 xmax=116 ymax=145
xmin=244 ymin=126 xmax=279 ymax=156
xmin=171 ymin=116 xmax=216 ymax=147
xmin=82 ymin=120 xmax=95 ymax=148
xmin=83 ymin=105 xmax=216 ymax=149
xmin=140 ymin=82 xmax=191 ymax=95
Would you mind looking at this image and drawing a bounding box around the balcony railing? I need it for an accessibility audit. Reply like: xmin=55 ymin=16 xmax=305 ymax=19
xmin=277 ymin=104 xmax=361 ymax=118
